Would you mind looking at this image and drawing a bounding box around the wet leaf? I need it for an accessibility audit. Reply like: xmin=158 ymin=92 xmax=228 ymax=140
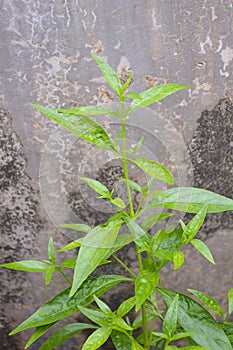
xmin=188 ymin=289 xmax=223 ymax=318
xmin=190 ymin=239 xmax=215 ymax=264
xmin=25 ymin=323 xmax=56 ymax=349
xmin=116 ymin=297 xmax=135 ymax=317
xmin=141 ymin=212 xmax=173 ymax=230
xmin=82 ymin=326 xmax=112 ymax=350
xmin=111 ymin=330 xmax=132 ymax=350
xmin=0 ymin=260 xmax=48 ymax=272
xmin=125 ymin=217 xmax=150 ymax=250
xmin=173 ymin=251 xmax=184 ymax=270
xmin=135 ymin=268 xmax=159 ymax=311
xmin=162 ymin=294 xmax=179 ymax=338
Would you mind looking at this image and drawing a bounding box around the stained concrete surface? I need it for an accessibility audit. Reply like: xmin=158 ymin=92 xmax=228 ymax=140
xmin=0 ymin=1 xmax=233 ymax=349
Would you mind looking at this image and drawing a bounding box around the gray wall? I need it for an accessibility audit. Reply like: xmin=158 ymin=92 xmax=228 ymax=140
xmin=0 ymin=1 xmax=232 ymax=349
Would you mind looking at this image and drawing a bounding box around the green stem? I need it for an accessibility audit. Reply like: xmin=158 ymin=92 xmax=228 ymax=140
xmin=112 ymin=254 xmax=137 ymax=278
xmin=58 ymin=267 xmax=72 ymax=285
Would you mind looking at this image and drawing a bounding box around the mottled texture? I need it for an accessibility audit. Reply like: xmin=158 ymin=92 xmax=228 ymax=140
xmin=0 ymin=0 xmax=233 ymax=349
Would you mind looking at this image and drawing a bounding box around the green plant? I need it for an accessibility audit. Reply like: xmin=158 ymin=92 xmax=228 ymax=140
xmin=1 ymin=54 xmax=233 ymax=350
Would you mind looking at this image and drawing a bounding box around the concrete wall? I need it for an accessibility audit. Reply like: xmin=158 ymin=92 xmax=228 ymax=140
xmin=0 ymin=1 xmax=232 ymax=349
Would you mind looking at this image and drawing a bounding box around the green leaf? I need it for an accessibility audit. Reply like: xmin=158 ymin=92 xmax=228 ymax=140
xmin=92 ymin=54 xmax=122 ymax=96
xmin=119 ymin=178 xmax=143 ymax=192
xmin=179 ymin=347 xmax=207 ymax=350
xmin=141 ymin=212 xmax=173 ymax=230
xmin=219 ymin=323 xmax=233 ymax=347
xmin=9 ymin=275 xmax=130 ymax=334
xmin=173 ymin=251 xmax=184 ymax=270
xmin=228 ymin=288 xmax=233 ymax=316
xmin=61 ymin=223 xmax=91 ymax=233
xmin=113 ymin=316 xmax=133 ymax=331
xmin=110 ymin=197 xmax=126 ymax=209
xmin=48 ymin=238 xmax=56 ymax=264
xmin=162 ymin=187 xmax=233 ymax=213
xmin=116 ymin=297 xmax=135 ymax=317
xmin=181 ymin=204 xmax=208 ymax=242
xmin=94 ymin=295 xmax=112 ymax=314
xmin=151 ymin=228 xmax=184 ymax=255
xmin=31 ymin=104 xmax=115 ymax=151
xmin=162 ymin=294 xmax=179 ymax=338
xmin=158 ymin=288 xmax=232 ymax=350
xmin=58 ymin=239 xmax=82 ymax=252
xmin=45 ymin=266 xmax=56 ymax=285
xmin=60 ymin=258 xmax=76 ymax=269
xmin=25 ymin=323 xmax=56 ymax=349
xmin=0 ymin=260 xmax=48 ymax=272
xmin=126 ymin=92 xmax=143 ymax=100
xmin=129 ymin=136 xmax=145 ymax=155
xmin=132 ymin=312 xmax=154 ymax=329
xmin=80 ymin=177 xmax=110 ymax=197
xmin=121 ymin=71 xmax=133 ymax=94
xmin=70 ymin=223 xmax=122 ymax=296
xmin=111 ymin=330 xmax=132 ymax=350
xmin=81 ymin=326 xmax=112 ymax=350
xmin=124 ymin=217 xmax=150 ymax=250
xmin=78 ymin=305 xmax=111 ymax=326
xmin=188 ymin=289 xmax=223 ymax=318
xmin=59 ymin=106 xmax=116 ymax=116
xmin=135 ymin=268 xmax=159 ymax=311
xmin=39 ymin=323 xmax=97 ymax=350
xmin=132 ymin=338 xmax=145 ymax=350
xmin=190 ymin=239 xmax=215 ymax=264
xmin=129 ymin=84 xmax=189 ymax=110
xmin=131 ymin=157 xmax=174 ymax=184
xmin=171 ymin=331 xmax=195 ymax=341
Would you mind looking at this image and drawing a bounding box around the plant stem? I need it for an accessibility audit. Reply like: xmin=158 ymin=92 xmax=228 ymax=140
xmin=112 ymin=254 xmax=137 ymax=278
xmin=58 ymin=267 xmax=72 ymax=285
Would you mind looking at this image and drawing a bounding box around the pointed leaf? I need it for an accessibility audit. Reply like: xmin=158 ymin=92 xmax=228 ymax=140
xmin=130 ymin=84 xmax=189 ymax=110
xmin=132 ymin=339 xmax=145 ymax=350
xmin=80 ymin=177 xmax=110 ymax=197
xmin=121 ymin=72 xmax=133 ymax=94
xmin=25 ymin=323 xmax=56 ymax=349
xmin=162 ymin=187 xmax=233 ymax=213
xmin=48 ymin=238 xmax=56 ymax=264
xmin=45 ymin=266 xmax=56 ymax=285
xmin=173 ymin=251 xmax=184 ymax=270
xmin=131 ymin=157 xmax=174 ymax=184
xmin=141 ymin=212 xmax=173 ymax=230
xmin=119 ymin=178 xmax=143 ymax=192
xmin=94 ymin=295 xmax=112 ymax=314
xmin=59 ymin=106 xmax=116 ymax=116
xmin=129 ymin=136 xmax=144 ymax=155
xmin=39 ymin=323 xmax=97 ymax=350
xmin=111 ymin=330 xmax=132 ymax=350
xmin=171 ymin=332 xmax=195 ymax=341
xmin=116 ymin=297 xmax=135 ymax=317
xmin=60 ymin=258 xmax=76 ymax=269
xmin=125 ymin=217 xmax=150 ymax=250
xmin=188 ymin=289 xmax=223 ymax=318
xmin=70 ymin=223 xmax=121 ymax=296
xmin=135 ymin=269 xmax=159 ymax=311
xmin=78 ymin=305 xmax=110 ymax=326
xmin=82 ymin=326 xmax=112 ymax=350
xmin=158 ymin=288 xmax=232 ymax=350
xmin=58 ymin=239 xmax=82 ymax=252
xmin=228 ymin=288 xmax=233 ymax=316
xmin=61 ymin=223 xmax=91 ymax=233
xmin=219 ymin=323 xmax=233 ymax=347
xmin=152 ymin=228 xmax=184 ymax=255
xmin=126 ymin=92 xmax=143 ymax=100
xmin=162 ymin=294 xmax=179 ymax=338
xmin=31 ymin=104 xmax=115 ymax=151
xmin=181 ymin=204 xmax=208 ymax=242
xmin=92 ymin=54 xmax=122 ymax=96
xmin=0 ymin=260 xmax=48 ymax=272
xmin=190 ymin=239 xmax=215 ymax=264
xmin=10 ymin=275 xmax=130 ymax=334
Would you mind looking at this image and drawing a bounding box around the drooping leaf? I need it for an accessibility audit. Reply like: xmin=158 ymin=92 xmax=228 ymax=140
xmin=190 ymin=239 xmax=215 ymax=264
xmin=47 ymin=238 xmax=56 ymax=264
xmin=162 ymin=294 xmax=179 ymax=338
xmin=25 ymin=323 xmax=56 ymax=349
xmin=0 ymin=260 xmax=48 ymax=272
xmin=188 ymin=289 xmax=223 ymax=318
xmin=92 ymin=54 xmax=122 ymax=96
xmin=119 ymin=178 xmax=143 ymax=192
xmin=173 ymin=251 xmax=184 ymax=270
xmin=59 ymin=106 xmax=116 ymax=116
xmin=80 ymin=177 xmax=110 ymax=197
xmin=162 ymin=187 xmax=233 ymax=213
xmin=82 ymin=326 xmax=112 ymax=350
xmin=158 ymin=288 xmax=232 ymax=350
xmin=129 ymin=84 xmax=189 ymax=110
xmin=69 ymin=223 xmax=122 ymax=296
xmin=228 ymin=288 xmax=233 ymax=316
xmin=61 ymin=223 xmax=91 ymax=233
xmin=45 ymin=266 xmax=56 ymax=285
xmin=135 ymin=268 xmax=159 ymax=311
xmin=39 ymin=323 xmax=97 ymax=350
xmin=141 ymin=212 xmax=173 ymax=230
xmin=131 ymin=157 xmax=174 ymax=185
xmin=124 ymin=217 xmax=150 ymax=250
xmin=111 ymin=330 xmax=132 ymax=350
xmin=116 ymin=297 xmax=135 ymax=317
xmin=10 ymin=275 xmax=130 ymax=334
xmin=31 ymin=104 xmax=115 ymax=151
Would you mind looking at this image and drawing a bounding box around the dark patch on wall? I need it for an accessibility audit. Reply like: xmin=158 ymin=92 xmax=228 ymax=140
xmin=188 ymin=98 xmax=233 ymax=239
xmin=0 ymin=106 xmax=43 ymax=349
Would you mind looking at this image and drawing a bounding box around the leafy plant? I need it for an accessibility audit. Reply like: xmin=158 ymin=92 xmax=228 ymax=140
xmin=1 ymin=54 xmax=233 ymax=350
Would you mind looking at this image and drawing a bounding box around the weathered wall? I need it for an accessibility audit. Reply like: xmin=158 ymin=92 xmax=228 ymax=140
xmin=0 ymin=1 xmax=232 ymax=349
